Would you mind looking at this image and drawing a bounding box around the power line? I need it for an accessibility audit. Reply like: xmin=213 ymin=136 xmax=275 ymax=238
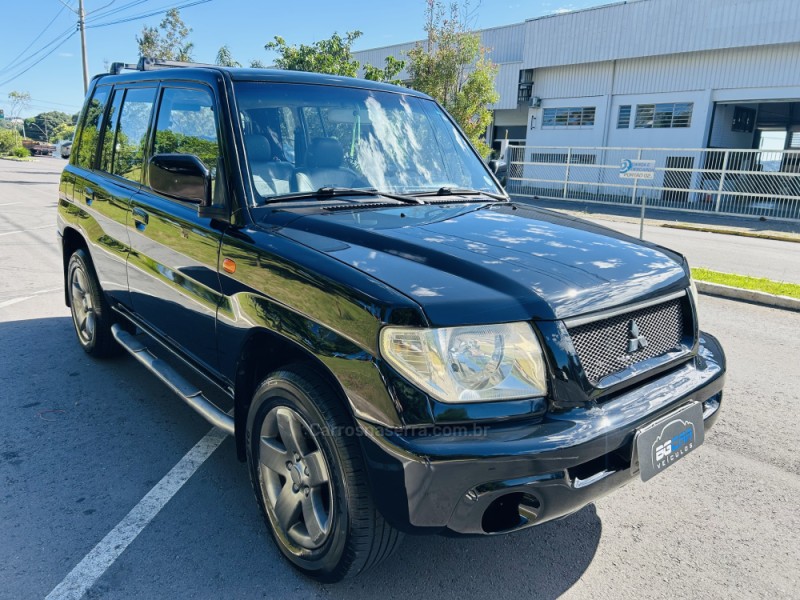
xmin=0 ymin=25 xmax=76 ymax=77
xmin=0 ymin=31 xmax=77 ymax=88
xmin=86 ymin=0 xmax=149 ymax=21
xmin=0 ymin=3 xmax=70 ymax=73
xmin=87 ymin=0 xmax=212 ymax=28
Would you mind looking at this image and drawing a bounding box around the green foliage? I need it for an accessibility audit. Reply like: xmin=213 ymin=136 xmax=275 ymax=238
xmin=12 ymin=145 xmax=29 ymax=158
xmin=363 ymin=55 xmax=406 ymax=85
xmin=215 ymin=45 xmax=241 ymax=67
xmin=23 ymin=111 xmax=73 ymax=142
xmin=154 ymin=130 xmax=219 ymax=169
xmin=406 ymin=1 xmax=498 ymax=156
xmin=53 ymin=122 xmax=75 ymax=142
xmin=266 ymin=31 xmax=363 ymax=77
xmin=0 ymin=129 xmax=17 ymax=154
xmin=136 ymin=8 xmax=194 ymax=61
xmin=249 ymin=59 xmax=267 ymax=69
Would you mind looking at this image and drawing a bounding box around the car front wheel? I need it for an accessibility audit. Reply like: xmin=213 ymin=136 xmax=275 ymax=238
xmin=246 ymin=366 xmax=402 ymax=582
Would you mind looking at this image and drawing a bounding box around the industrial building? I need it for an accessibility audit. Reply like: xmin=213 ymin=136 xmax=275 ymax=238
xmin=354 ymin=0 xmax=800 ymax=155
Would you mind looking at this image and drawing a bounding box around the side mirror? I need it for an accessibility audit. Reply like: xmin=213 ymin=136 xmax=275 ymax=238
xmin=488 ymin=159 xmax=499 ymax=174
xmin=148 ymin=153 xmax=211 ymax=206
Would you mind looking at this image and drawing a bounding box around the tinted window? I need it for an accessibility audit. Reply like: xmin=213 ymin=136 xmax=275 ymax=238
xmin=74 ymin=86 xmax=110 ymax=169
xmin=235 ymin=82 xmax=501 ymax=200
xmin=153 ymin=87 xmax=219 ymax=170
xmin=99 ymin=90 xmax=124 ymax=173
xmin=113 ymin=88 xmax=156 ymax=182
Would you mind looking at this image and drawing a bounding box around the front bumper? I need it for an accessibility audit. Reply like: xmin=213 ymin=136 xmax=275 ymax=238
xmin=359 ymin=332 xmax=725 ymax=535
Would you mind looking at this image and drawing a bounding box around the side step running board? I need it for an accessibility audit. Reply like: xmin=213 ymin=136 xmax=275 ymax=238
xmin=111 ymin=324 xmax=234 ymax=435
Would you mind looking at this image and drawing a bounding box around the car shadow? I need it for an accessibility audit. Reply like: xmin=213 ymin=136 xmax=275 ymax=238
xmin=332 ymin=506 xmax=601 ymax=598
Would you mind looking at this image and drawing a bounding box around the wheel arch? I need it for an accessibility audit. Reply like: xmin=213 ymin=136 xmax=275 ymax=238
xmin=233 ymin=328 xmax=354 ymax=462
xmin=61 ymin=226 xmax=90 ymax=307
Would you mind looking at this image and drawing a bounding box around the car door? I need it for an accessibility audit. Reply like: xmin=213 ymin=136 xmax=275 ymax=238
xmin=125 ymin=82 xmax=227 ymax=371
xmin=67 ymin=84 xmax=134 ymax=308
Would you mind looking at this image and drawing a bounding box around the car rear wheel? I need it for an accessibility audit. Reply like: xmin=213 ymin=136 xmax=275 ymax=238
xmin=246 ymin=366 xmax=402 ymax=582
xmin=67 ymin=249 xmax=118 ymax=357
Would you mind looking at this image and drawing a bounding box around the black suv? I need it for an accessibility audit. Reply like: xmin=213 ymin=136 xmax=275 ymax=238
xmin=58 ymin=59 xmax=725 ymax=581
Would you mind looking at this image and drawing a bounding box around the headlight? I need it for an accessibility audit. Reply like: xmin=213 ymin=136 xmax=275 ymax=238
xmin=379 ymin=322 xmax=548 ymax=403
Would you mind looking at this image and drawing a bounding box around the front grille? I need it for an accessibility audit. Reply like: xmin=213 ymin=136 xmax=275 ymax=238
xmin=568 ymin=298 xmax=686 ymax=385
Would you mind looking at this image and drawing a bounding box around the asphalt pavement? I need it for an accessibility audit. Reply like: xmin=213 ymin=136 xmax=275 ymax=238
xmin=1 ymin=157 xmax=799 ymax=599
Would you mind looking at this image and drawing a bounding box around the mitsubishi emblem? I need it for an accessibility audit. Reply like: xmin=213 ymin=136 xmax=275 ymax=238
xmin=627 ymin=320 xmax=649 ymax=353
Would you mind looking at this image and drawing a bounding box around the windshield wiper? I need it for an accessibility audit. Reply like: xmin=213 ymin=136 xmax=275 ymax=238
xmin=409 ymin=187 xmax=508 ymax=202
xmin=262 ymin=187 xmax=424 ymax=206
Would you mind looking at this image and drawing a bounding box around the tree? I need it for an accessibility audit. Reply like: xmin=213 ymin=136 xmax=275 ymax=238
xmin=215 ymin=45 xmax=241 ymax=67
xmin=24 ymin=111 xmax=72 ymax=142
xmin=7 ymin=91 xmax=30 ymax=144
xmin=265 ymin=31 xmax=363 ymax=77
xmin=136 ymin=9 xmax=194 ymax=61
xmin=249 ymin=59 xmax=267 ymax=69
xmin=363 ymin=55 xmax=406 ymax=85
xmin=406 ymin=1 xmax=498 ymax=156
xmin=52 ymin=122 xmax=76 ymax=142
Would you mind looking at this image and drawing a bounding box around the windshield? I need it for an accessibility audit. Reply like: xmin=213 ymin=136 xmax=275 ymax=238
xmin=233 ymin=82 xmax=502 ymax=203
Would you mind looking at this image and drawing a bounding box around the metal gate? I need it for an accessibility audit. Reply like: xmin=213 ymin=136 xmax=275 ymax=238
xmin=506 ymin=145 xmax=800 ymax=222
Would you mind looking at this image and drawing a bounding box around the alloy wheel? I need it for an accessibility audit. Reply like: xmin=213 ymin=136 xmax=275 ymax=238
xmin=258 ymin=406 xmax=333 ymax=551
xmin=70 ymin=265 xmax=96 ymax=345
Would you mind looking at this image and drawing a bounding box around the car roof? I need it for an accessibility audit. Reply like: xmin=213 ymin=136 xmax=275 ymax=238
xmin=94 ymin=66 xmax=431 ymax=99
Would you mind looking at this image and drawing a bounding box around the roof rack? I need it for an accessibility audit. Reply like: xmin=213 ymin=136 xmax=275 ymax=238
xmin=108 ymin=57 xmax=217 ymax=75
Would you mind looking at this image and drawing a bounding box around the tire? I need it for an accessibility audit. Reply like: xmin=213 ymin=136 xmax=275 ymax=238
xmin=246 ymin=365 xmax=402 ymax=582
xmin=66 ymin=249 xmax=119 ymax=357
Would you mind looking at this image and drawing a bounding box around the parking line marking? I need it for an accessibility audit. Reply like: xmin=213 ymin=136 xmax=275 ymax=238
xmin=0 ymin=288 xmax=62 ymax=309
xmin=0 ymin=202 xmax=21 ymax=206
xmin=0 ymin=225 xmax=52 ymax=236
xmin=44 ymin=427 xmax=227 ymax=600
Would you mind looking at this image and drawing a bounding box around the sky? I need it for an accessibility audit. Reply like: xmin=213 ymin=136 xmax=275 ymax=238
xmin=0 ymin=0 xmax=609 ymax=119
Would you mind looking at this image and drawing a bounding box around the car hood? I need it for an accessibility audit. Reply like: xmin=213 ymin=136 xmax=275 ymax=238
xmin=271 ymin=202 xmax=688 ymax=325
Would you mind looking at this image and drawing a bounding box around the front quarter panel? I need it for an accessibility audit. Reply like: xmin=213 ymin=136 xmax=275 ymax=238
xmin=217 ymin=226 xmax=428 ymax=428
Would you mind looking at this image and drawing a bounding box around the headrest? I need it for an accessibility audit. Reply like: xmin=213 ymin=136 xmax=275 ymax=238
xmin=245 ymin=134 xmax=272 ymax=160
xmin=307 ymin=137 xmax=344 ymax=169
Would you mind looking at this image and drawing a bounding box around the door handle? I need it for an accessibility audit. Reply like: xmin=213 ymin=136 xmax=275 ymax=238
xmin=132 ymin=207 xmax=149 ymax=230
xmin=84 ymin=187 xmax=94 ymax=206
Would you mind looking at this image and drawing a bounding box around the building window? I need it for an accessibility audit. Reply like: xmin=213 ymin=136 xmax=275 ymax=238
xmin=542 ymin=107 xmax=596 ymax=128
xmin=635 ymin=103 xmax=693 ymax=129
xmin=617 ymin=105 xmax=631 ymax=128
xmin=517 ymin=69 xmax=534 ymax=104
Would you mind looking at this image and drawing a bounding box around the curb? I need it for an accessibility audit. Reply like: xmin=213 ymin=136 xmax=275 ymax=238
xmin=696 ymin=281 xmax=800 ymax=312
xmin=661 ymin=223 xmax=800 ymax=244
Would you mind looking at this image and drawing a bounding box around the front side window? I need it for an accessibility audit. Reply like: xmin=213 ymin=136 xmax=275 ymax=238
xmin=153 ymin=87 xmax=220 ymax=169
xmin=113 ymin=87 xmax=157 ymax=182
xmin=74 ymin=86 xmax=110 ymax=169
xmin=152 ymin=86 xmax=222 ymax=201
xmin=234 ymin=82 xmax=500 ymax=202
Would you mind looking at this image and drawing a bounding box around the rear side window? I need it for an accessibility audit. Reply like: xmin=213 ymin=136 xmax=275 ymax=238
xmin=113 ymin=88 xmax=156 ymax=182
xmin=74 ymin=86 xmax=110 ymax=169
xmin=99 ymin=90 xmax=124 ymax=173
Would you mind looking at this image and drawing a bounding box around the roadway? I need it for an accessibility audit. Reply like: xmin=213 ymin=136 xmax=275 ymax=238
xmin=1 ymin=157 xmax=798 ymax=599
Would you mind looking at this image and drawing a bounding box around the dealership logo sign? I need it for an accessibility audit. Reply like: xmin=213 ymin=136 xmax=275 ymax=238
xmin=651 ymin=418 xmax=696 ymax=472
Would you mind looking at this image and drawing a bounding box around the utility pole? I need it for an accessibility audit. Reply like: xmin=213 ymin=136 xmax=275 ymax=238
xmin=78 ymin=0 xmax=89 ymax=93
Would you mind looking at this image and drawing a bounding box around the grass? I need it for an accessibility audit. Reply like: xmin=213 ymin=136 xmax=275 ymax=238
xmin=692 ymin=268 xmax=800 ymax=299
xmin=0 ymin=155 xmax=35 ymax=162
